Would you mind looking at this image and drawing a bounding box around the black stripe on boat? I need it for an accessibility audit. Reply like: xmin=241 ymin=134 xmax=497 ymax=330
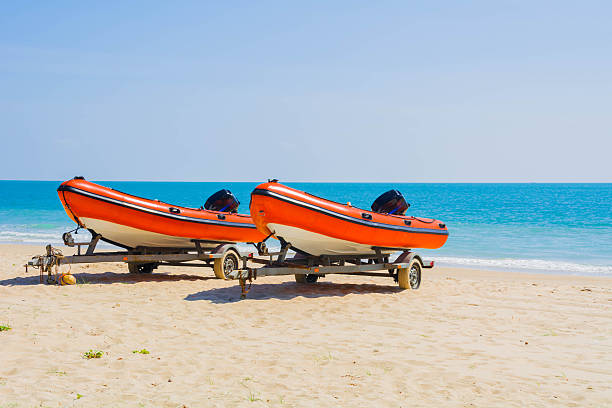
xmin=252 ymin=189 xmax=449 ymax=236
xmin=58 ymin=185 xmax=258 ymax=229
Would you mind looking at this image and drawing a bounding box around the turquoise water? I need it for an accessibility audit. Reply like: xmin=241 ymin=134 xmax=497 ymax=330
xmin=1 ymin=181 xmax=611 ymax=275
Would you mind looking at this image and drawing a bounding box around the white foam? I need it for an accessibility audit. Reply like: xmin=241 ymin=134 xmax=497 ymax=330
xmin=429 ymin=256 xmax=612 ymax=275
xmin=0 ymin=230 xmax=61 ymax=239
xmin=2 ymin=231 xmax=610 ymax=276
xmin=0 ymin=229 xmax=81 ymax=245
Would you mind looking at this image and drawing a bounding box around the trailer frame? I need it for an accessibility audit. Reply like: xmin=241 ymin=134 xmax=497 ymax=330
xmin=26 ymin=231 xmax=245 ymax=284
xmin=227 ymin=242 xmax=434 ymax=298
xmin=26 ymin=232 xmax=434 ymax=297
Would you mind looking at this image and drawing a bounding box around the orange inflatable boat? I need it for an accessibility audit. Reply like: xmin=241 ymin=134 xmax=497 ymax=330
xmin=250 ymin=181 xmax=448 ymax=256
xmin=58 ymin=177 xmax=266 ymax=249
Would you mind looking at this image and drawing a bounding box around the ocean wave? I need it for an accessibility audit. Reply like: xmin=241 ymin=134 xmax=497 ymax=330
xmin=2 ymin=230 xmax=610 ymax=276
xmin=0 ymin=229 xmax=91 ymax=245
xmin=0 ymin=238 xmax=64 ymax=244
xmin=0 ymin=230 xmax=63 ymax=239
xmin=236 ymin=243 xmax=612 ymax=276
xmin=429 ymin=256 xmax=612 ymax=275
xmin=0 ymin=230 xmax=118 ymax=248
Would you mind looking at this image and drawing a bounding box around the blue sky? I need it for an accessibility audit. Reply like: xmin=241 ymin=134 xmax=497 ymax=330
xmin=1 ymin=1 xmax=610 ymax=182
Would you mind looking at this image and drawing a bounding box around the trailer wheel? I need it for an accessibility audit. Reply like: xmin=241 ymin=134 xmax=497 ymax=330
xmin=398 ymin=258 xmax=422 ymax=290
xmin=128 ymin=263 xmax=156 ymax=274
xmin=213 ymin=249 xmax=240 ymax=280
xmin=295 ymin=274 xmax=319 ymax=283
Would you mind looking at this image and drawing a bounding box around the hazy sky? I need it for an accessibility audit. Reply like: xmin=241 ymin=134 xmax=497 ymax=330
xmin=1 ymin=1 xmax=610 ymax=182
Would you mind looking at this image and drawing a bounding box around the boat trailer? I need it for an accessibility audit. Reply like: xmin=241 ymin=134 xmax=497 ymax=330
xmin=27 ymin=232 xmax=433 ymax=298
xmin=26 ymin=231 xmax=247 ymax=284
xmin=226 ymin=242 xmax=434 ymax=298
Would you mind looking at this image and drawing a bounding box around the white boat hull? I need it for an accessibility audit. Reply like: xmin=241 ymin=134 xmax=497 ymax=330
xmin=267 ymin=223 xmax=392 ymax=256
xmin=82 ymin=217 xmax=221 ymax=249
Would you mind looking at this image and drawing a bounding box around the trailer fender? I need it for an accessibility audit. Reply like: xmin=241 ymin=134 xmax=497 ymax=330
xmin=395 ymin=251 xmax=423 ymax=267
xmin=211 ymin=243 xmax=240 ymax=256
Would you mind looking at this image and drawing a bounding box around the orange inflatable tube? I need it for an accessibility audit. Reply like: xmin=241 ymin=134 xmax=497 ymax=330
xmin=250 ymin=182 xmax=448 ymax=255
xmin=58 ymin=177 xmax=266 ymax=248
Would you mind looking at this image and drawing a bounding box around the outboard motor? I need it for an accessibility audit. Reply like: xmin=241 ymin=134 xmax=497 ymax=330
xmin=371 ymin=190 xmax=409 ymax=215
xmin=204 ymin=189 xmax=240 ymax=213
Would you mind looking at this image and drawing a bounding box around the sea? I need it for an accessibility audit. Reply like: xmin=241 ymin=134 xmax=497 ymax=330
xmin=1 ymin=181 xmax=611 ymax=276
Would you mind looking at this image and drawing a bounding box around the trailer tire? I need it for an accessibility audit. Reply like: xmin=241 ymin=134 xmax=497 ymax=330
xmin=213 ymin=249 xmax=240 ymax=280
xmin=128 ymin=263 xmax=156 ymax=274
xmin=295 ymin=274 xmax=319 ymax=283
xmin=398 ymin=258 xmax=422 ymax=290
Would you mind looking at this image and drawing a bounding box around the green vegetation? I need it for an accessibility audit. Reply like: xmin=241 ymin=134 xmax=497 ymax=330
xmin=0 ymin=325 xmax=11 ymax=332
xmin=247 ymin=391 xmax=261 ymax=402
xmin=132 ymin=349 xmax=150 ymax=355
xmin=314 ymin=351 xmax=334 ymax=365
xmin=82 ymin=350 xmax=103 ymax=359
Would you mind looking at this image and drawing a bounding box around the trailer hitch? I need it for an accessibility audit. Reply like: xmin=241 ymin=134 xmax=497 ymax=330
xmin=26 ymin=244 xmax=64 ymax=284
xmin=235 ymin=268 xmax=257 ymax=299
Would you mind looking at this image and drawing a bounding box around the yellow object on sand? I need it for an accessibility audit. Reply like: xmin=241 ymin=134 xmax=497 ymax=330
xmin=61 ymin=274 xmax=76 ymax=285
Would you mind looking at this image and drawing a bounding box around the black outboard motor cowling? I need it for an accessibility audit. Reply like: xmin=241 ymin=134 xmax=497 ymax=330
xmin=204 ymin=189 xmax=240 ymax=213
xmin=371 ymin=190 xmax=409 ymax=215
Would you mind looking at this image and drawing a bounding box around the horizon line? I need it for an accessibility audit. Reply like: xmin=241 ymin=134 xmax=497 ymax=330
xmin=1 ymin=179 xmax=611 ymax=184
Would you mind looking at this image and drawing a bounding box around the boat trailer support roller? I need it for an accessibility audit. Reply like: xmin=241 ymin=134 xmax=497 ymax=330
xmin=58 ymin=252 xmax=224 ymax=265
xmin=27 ymin=249 xmax=224 ymax=267
xmin=228 ymin=262 xmax=412 ymax=280
xmin=229 ymin=256 xmax=434 ymax=298
xmin=26 ymin=237 xmax=232 ymax=284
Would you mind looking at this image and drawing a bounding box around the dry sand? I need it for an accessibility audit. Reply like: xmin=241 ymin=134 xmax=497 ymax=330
xmin=0 ymin=244 xmax=611 ymax=407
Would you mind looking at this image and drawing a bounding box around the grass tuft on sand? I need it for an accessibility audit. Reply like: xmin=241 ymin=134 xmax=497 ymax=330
xmin=82 ymin=350 xmax=103 ymax=359
xmin=247 ymin=390 xmax=261 ymax=402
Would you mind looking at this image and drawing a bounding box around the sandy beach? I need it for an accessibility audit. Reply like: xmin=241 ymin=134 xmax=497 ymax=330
xmin=0 ymin=244 xmax=610 ymax=407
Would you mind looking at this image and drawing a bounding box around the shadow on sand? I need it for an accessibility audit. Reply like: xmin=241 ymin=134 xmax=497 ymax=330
xmin=185 ymin=281 xmax=403 ymax=303
xmin=0 ymin=271 xmax=216 ymax=287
